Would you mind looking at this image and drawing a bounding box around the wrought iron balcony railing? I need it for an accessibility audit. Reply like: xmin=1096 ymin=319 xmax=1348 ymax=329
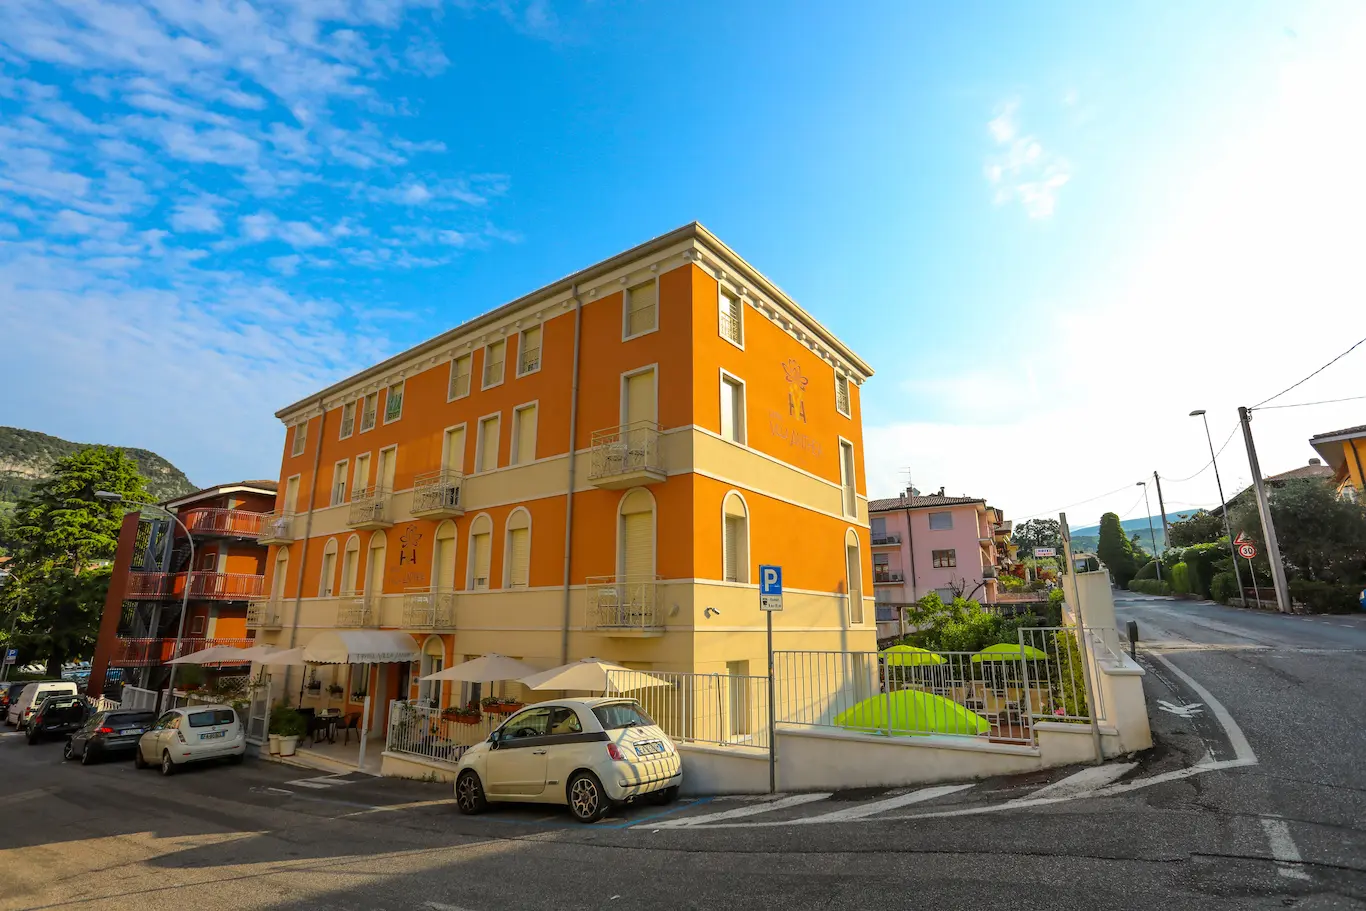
xmin=586 ymin=576 xmax=663 ymax=633
xmin=410 ymin=470 xmax=463 ymax=518
xmin=402 ymin=587 xmax=456 ymax=630
xmin=587 ymin=422 xmax=664 ymax=488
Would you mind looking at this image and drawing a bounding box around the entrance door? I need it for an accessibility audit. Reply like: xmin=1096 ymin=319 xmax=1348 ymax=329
xmin=485 ymin=707 xmax=553 ymax=796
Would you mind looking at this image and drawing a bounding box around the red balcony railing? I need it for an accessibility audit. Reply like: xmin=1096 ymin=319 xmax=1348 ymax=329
xmin=125 ymin=572 xmax=264 ymax=601
xmin=108 ymin=637 xmax=256 ymax=667
xmin=179 ymin=508 xmax=269 ymax=539
xmin=127 ymin=572 xmax=172 ymax=598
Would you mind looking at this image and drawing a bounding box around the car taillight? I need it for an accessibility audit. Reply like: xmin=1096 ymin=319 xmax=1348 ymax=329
xmin=176 ymin=730 xmax=186 ymax=743
xmin=606 ymin=742 xmax=626 ymax=762
xmin=32 ymin=715 xmax=43 ymax=725
xmin=97 ymin=727 xmax=114 ymax=735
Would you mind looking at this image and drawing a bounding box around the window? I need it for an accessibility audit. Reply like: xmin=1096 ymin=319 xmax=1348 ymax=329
xmin=838 ymin=439 xmax=857 ymax=517
xmin=187 ymin=709 xmax=235 ymax=728
xmin=873 ymin=553 xmax=889 ymax=569
xmin=331 ymin=460 xmax=349 ymax=506
xmin=624 ymin=279 xmax=657 ymax=338
xmin=319 ymin=539 xmax=339 ymax=597
xmin=835 ymin=374 xmax=851 ymax=418
xmin=871 ymin=517 xmax=887 ymax=538
xmin=720 ymin=373 xmax=745 ymax=444
xmin=500 ymin=707 xmax=552 ymax=739
xmin=482 ymin=339 xmax=505 ymax=389
xmin=359 ymin=393 xmax=378 ymax=433
xmin=932 ymin=549 xmax=957 ymax=568
xmin=384 ymin=381 xmax=404 ymax=423
xmin=376 ymin=445 xmax=397 ymax=492
xmin=366 ymin=531 xmax=387 ymax=593
xmin=341 ymin=536 xmax=360 ymax=593
xmin=352 ymin=453 xmax=371 ymax=493
xmin=593 ymin=702 xmax=655 ymax=730
xmin=475 ymin=414 xmax=500 ymax=473
xmin=845 ymin=530 xmax=863 ymax=625
xmin=722 ymin=492 xmax=748 ymax=583
xmin=443 ymin=425 xmax=466 ymax=475
xmin=448 ymin=354 xmax=472 ymax=400
xmin=619 ymin=489 xmax=655 ymax=581
xmin=291 ymin=421 xmax=307 ymax=456
xmin=432 ymin=522 xmax=456 ymax=591
xmin=517 ymin=325 xmax=541 ymax=376
xmin=418 ymin=638 xmax=444 ymax=706
xmin=348 ymin=663 xmax=367 ymax=699
xmin=548 ymin=706 xmax=583 ymax=735
xmin=468 ymin=514 xmax=492 ymax=590
xmin=283 ymin=475 xmax=300 ymax=514
xmin=339 ymin=401 xmax=356 ymax=439
xmin=719 ymin=287 xmax=742 ymax=346
xmin=505 ymin=509 xmax=531 ymax=588
xmin=512 ymin=404 xmax=537 ymax=465
xmin=935 ymin=587 xmax=956 ymax=602
xmin=190 ymin=615 xmax=205 ymax=634
xmin=928 ymin=511 xmax=953 ymax=531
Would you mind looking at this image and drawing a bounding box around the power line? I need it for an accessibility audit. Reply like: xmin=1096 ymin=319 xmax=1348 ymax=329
xmin=1159 ymin=424 xmax=1239 ymax=484
xmin=1014 ymin=482 xmax=1138 ymax=523
xmin=1252 ymin=334 xmax=1366 ymax=409
xmin=1251 ymin=392 xmax=1366 ymax=412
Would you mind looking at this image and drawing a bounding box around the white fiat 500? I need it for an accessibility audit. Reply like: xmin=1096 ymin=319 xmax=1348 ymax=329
xmin=133 ymin=704 xmax=246 ymax=775
xmin=454 ymin=698 xmax=682 ymax=823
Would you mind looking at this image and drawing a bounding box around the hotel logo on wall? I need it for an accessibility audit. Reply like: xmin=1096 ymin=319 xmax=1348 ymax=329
xmin=782 ymin=358 xmax=808 ymax=423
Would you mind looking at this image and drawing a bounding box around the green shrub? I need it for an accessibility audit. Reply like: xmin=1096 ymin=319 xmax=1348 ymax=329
xmin=268 ymin=699 xmax=307 ymax=737
xmin=1169 ymin=562 xmax=1191 ymax=595
xmin=1133 ymin=560 xmax=1159 ymax=581
xmin=1289 ymin=580 xmax=1363 ymax=614
xmin=1181 ymin=542 xmax=1225 ymax=598
xmin=1126 ymin=578 xmax=1170 ymax=595
xmin=1209 ymin=571 xmax=1238 ymax=604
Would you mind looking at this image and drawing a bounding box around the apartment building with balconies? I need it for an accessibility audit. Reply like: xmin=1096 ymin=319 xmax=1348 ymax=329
xmin=255 ymin=223 xmax=875 ymax=730
xmin=87 ymin=481 xmax=277 ymax=695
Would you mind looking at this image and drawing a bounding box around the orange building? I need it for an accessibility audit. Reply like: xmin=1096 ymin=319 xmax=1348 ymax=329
xmin=253 ymin=224 xmax=875 ymax=728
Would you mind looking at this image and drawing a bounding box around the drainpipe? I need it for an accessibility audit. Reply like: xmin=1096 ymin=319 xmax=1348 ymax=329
xmin=902 ymin=497 xmax=920 ymax=612
xmin=560 ymin=285 xmax=585 ymax=665
xmin=286 ymin=398 xmax=327 ymax=699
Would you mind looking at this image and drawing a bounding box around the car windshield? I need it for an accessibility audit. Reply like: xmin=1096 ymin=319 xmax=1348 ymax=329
xmin=592 ymin=702 xmax=655 ymax=731
xmin=106 ymin=712 xmax=154 ymax=727
xmin=187 ymin=709 xmax=236 ymax=728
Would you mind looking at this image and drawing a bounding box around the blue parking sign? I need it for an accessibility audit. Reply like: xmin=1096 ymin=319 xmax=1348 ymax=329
xmin=759 ymin=565 xmax=783 ymax=611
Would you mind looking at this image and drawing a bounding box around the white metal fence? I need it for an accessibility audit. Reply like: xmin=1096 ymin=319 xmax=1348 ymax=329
xmin=120 ymin=685 xmax=161 ymax=711
xmin=1018 ymin=627 xmax=1104 ymax=723
xmin=385 ymin=699 xmax=504 ymax=764
xmin=606 ymin=670 xmax=770 ymax=749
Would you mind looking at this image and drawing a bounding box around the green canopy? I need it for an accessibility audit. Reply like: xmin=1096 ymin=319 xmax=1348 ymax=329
xmin=971 ymin=642 xmax=1050 ymax=662
xmin=832 ymin=689 xmax=991 ymax=737
xmin=879 ymin=644 xmax=946 ymax=666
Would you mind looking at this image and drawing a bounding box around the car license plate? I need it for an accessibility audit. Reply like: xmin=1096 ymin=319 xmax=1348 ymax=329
xmin=119 ymin=729 xmax=139 ymax=735
xmin=201 ymin=731 xmax=226 ymax=740
xmin=634 ymin=741 xmax=663 ymax=756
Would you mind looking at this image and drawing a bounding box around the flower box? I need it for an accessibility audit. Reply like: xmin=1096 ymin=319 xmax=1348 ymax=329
xmin=484 ymin=701 xmax=523 ymax=715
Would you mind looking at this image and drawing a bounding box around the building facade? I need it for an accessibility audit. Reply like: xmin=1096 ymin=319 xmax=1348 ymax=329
xmin=87 ymin=481 xmax=277 ymax=696
xmin=867 ymin=490 xmax=1010 ymax=637
xmin=252 ymin=223 xmax=876 ymax=731
xmin=1310 ymin=425 xmax=1366 ymax=501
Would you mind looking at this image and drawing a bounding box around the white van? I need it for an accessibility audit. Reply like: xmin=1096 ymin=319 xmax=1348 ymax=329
xmin=5 ymin=681 xmax=79 ymax=727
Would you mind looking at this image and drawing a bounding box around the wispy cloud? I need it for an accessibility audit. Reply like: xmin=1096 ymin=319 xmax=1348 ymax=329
xmin=984 ymin=101 xmax=1072 ymax=219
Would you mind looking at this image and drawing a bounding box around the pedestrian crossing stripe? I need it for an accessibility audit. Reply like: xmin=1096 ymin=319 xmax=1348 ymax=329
xmin=284 ymin=774 xmax=359 ymax=790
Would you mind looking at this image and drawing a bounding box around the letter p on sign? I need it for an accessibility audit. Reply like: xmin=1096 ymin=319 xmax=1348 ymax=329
xmin=759 ymin=565 xmax=783 ymax=611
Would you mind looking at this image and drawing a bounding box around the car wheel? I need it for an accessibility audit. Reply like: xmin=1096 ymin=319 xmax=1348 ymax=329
xmin=80 ymin=745 xmax=96 ymax=766
xmin=455 ymin=771 xmax=488 ymax=815
xmin=62 ymin=741 xmax=74 ymax=761
xmin=133 ymin=745 xmax=148 ymax=769
xmin=160 ymin=751 xmax=176 ymax=776
xmin=26 ymin=730 xmax=38 ymax=746
xmin=567 ymin=771 xmax=610 ymax=823
xmin=647 ymin=785 xmax=680 ymax=806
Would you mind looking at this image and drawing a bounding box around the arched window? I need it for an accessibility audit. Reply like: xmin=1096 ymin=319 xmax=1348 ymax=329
xmin=467 ymin=513 xmax=493 ymax=590
xmin=722 ymin=492 xmax=749 ymax=584
xmin=845 ymin=528 xmax=863 ymax=625
xmin=271 ymin=549 xmax=289 ymax=599
xmin=341 ymin=535 xmax=361 ymax=595
xmin=365 ymin=531 xmax=387 ymax=595
xmin=418 ymin=635 xmax=445 ymax=705
xmin=433 ymin=521 xmax=457 ymax=591
xmin=618 ymin=489 xmax=656 ymax=582
xmin=504 ymin=508 xmax=532 ymax=588
xmin=319 ymin=538 xmax=339 ymax=597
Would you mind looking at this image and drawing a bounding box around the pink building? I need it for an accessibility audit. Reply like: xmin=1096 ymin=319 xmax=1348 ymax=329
xmin=867 ymin=489 xmax=1010 ymax=636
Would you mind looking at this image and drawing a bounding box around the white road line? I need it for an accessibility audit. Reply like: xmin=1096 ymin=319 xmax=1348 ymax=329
xmin=1147 ymin=651 xmax=1257 ymax=763
xmin=285 ymin=775 xmax=356 ymax=790
xmin=794 ymin=784 xmax=973 ymax=823
xmin=657 ymin=792 xmax=831 ymax=827
xmin=1259 ymin=816 xmax=1311 ymax=881
xmin=1029 ymin=763 xmax=1136 ymax=799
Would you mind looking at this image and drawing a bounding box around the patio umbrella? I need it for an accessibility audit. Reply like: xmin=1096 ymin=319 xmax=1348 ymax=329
xmin=833 ymin=689 xmax=991 ymax=737
xmin=245 ymin=646 xmax=308 ymax=666
xmin=519 ymin=657 xmax=671 ymax=693
xmin=971 ymin=643 xmax=1049 ymax=662
xmin=421 ymin=654 xmax=538 ymax=682
xmin=879 ymin=644 xmax=946 ymax=666
xmin=167 ymin=645 xmax=243 ymax=665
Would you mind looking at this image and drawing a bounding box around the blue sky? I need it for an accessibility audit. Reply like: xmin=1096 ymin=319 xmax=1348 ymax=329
xmin=2 ymin=1 xmax=1364 ymax=528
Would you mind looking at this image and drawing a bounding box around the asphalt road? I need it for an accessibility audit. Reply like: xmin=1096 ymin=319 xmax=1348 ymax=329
xmin=2 ymin=595 xmax=1364 ymax=911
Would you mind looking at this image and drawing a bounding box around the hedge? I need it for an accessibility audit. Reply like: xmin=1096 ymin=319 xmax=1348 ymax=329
xmin=1289 ymin=580 xmax=1363 ymax=614
xmin=1169 ymin=562 xmax=1191 ymax=595
xmin=1127 ymin=578 xmax=1171 ymax=595
xmin=1210 ymin=571 xmax=1238 ymax=604
xmin=1133 ymin=560 xmax=1159 ymax=581
xmin=1181 ymin=542 xmax=1225 ymax=599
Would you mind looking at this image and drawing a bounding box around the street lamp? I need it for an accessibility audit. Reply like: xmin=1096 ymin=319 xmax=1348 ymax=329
xmin=1189 ymin=410 xmax=1247 ymax=601
xmin=96 ymin=491 xmax=193 ymax=715
xmin=1135 ymin=482 xmax=1162 ymax=581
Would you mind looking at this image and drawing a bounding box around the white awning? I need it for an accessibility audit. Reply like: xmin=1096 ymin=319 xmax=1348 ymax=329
xmin=303 ymin=631 xmax=420 ymax=664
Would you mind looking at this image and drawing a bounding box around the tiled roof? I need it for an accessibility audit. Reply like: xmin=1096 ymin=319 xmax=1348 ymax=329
xmin=1309 ymin=424 xmax=1366 ymax=442
xmin=1267 ymin=464 xmax=1334 ymax=482
xmin=869 ymin=494 xmax=986 ymax=512
xmin=162 ymin=479 xmax=278 ymax=507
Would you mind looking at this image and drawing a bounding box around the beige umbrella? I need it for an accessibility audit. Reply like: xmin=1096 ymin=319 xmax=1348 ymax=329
xmin=167 ymin=645 xmax=245 ymax=665
xmin=250 ymin=646 xmax=308 ymax=666
xmin=421 ymin=654 xmax=538 ymax=682
xmin=519 ymin=657 xmax=672 ymax=693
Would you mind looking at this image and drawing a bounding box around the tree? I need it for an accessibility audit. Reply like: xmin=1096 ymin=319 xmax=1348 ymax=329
xmin=1168 ymin=509 xmax=1225 ymax=547
xmin=1228 ymin=478 xmax=1366 ymax=585
xmin=1013 ymin=519 xmax=1063 ymax=558
xmin=1096 ymin=512 xmax=1138 ymax=587
xmin=4 ymin=567 xmax=111 ymax=676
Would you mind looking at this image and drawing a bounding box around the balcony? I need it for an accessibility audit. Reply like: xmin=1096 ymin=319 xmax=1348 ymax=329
xmin=982 ymin=566 xmax=998 ymax=579
xmin=402 ymin=587 xmax=456 ymax=630
xmin=246 ymin=599 xmax=283 ymax=630
xmin=348 ymin=487 xmax=392 ymax=530
xmin=586 ymin=575 xmax=663 ymax=636
xmin=588 ymin=422 xmax=665 ymax=489
xmin=258 ymin=512 xmax=295 ymax=545
xmin=518 ymin=346 xmax=541 ymax=375
xmin=410 ymin=470 xmax=464 ymax=519
xmin=179 ymin=508 xmax=269 ymax=539
xmin=873 ymin=570 xmax=905 ymax=585
xmin=124 ymin=572 xmax=263 ymax=601
xmin=871 ymin=533 xmax=902 ymax=547
xmin=126 ymin=572 xmax=172 ymax=599
xmin=336 ymin=592 xmax=380 ymax=628
xmin=109 ymin=637 xmax=256 ymax=667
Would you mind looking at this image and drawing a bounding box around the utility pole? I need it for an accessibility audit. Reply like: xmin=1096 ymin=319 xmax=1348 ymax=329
xmin=1136 ymin=482 xmax=1161 ymax=581
xmin=1152 ymin=472 xmax=1170 ymax=555
xmin=1190 ymin=410 xmax=1246 ymax=603
xmin=1238 ymin=406 xmax=1291 ymax=613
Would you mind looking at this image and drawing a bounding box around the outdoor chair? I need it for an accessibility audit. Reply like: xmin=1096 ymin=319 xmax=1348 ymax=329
xmin=339 ymin=711 xmax=362 ymax=745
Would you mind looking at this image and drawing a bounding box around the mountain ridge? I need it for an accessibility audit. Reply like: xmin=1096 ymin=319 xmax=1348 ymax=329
xmin=0 ymin=426 xmax=198 ymax=506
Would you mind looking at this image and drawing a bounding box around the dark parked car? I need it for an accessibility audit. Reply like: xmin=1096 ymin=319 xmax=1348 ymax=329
xmin=24 ymin=694 xmax=91 ymax=744
xmin=0 ymin=681 xmax=29 ymax=714
xmin=65 ymin=710 xmax=157 ymax=764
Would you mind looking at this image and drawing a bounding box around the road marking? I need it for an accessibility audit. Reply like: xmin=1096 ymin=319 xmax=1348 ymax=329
xmin=340 ymin=797 xmax=460 ymax=817
xmin=0 ymin=787 xmax=57 ymax=807
xmin=424 ymin=902 xmax=478 ymax=911
xmin=1147 ymin=651 xmax=1257 ymax=763
xmin=658 ymin=792 xmax=831 ymax=827
xmin=1259 ymin=816 xmax=1311 ymax=881
xmin=1029 ymin=762 xmax=1136 ymax=799
xmin=1156 ymin=699 xmax=1204 ymax=718
xmin=285 ymin=774 xmax=358 ymax=790
xmin=794 ymin=784 xmax=973 ymax=823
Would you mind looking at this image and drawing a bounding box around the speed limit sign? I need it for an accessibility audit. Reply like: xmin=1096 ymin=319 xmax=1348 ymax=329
xmin=1234 ymin=531 xmax=1257 ymax=560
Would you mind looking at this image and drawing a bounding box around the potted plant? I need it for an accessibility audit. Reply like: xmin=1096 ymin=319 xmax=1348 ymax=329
xmin=443 ymin=701 xmax=482 ymax=725
xmin=177 ymin=665 xmax=205 ymax=693
xmin=482 ymin=695 xmax=523 ymax=715
xmin=305 ymin=678 xmax=322 ymax=694
xmin=278 ymin=707 xmax=306 ymax=757
xmin=327 ymin=683 xmax=344 ymax=697
xmin=267 ymin=699 xmax=295 ymax=756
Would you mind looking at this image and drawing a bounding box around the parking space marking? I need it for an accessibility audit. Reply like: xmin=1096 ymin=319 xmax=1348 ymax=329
xmin=1029 ymin=762 xmax=1136 ymax=799
xmin=1259 ymin=816 xmax=1311 ymax=881
xmin=795 ymin=784 xmax=974 ymax=823
xmin=656 ymin=792 xmax=831 ymax=828
xmin=285 ymin=774 xmax=361 ymax=790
